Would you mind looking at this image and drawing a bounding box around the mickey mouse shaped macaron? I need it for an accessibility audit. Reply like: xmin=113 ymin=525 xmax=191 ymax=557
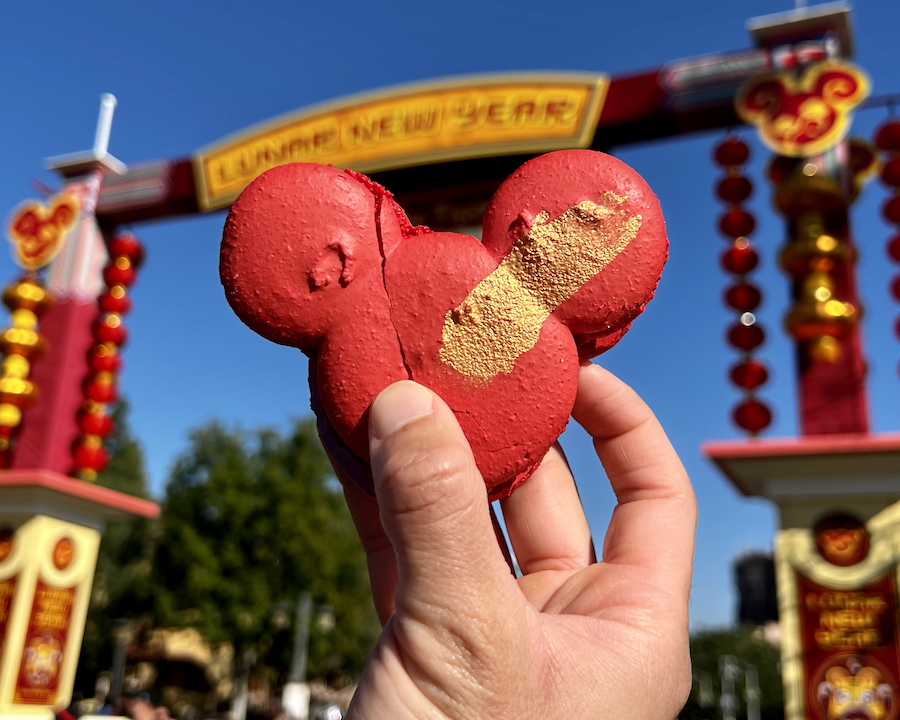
xmin=220 ymin=150 xmax=667 ymax=500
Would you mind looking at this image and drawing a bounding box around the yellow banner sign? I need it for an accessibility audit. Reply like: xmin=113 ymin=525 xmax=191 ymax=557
xmin=193 ymin=74 xmax=609 ymax=211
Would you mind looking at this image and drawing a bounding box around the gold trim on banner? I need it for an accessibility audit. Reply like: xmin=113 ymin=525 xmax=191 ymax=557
xmin=192 ymin=73 xmax=610 ymax=211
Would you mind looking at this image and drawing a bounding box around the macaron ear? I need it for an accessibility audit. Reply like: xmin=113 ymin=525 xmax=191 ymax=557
xmin=481 ymin=150 xmax=668 ymax=341
xmin=220 ymin=163 xmax=384 ymax=348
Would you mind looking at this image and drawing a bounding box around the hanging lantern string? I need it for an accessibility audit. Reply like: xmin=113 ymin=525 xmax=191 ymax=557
xmin=713 ymin=135 xmax=773 ymax=436
xmin=874 ymin=118 xmax=900 ymax=390
xmin=71 ymin=232 xmax=143 ymax=482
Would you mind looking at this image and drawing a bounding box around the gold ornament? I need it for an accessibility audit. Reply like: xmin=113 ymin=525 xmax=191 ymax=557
xmin=809 ymin=336 xmax=843 ymax=363
xmin=0 ymin=273 xmax=53 ymax=452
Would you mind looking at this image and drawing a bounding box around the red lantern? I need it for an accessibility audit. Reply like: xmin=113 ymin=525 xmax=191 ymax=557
xmin=721 ymin=244 xmax=759 ymax=275
xmin=883 ymin=196 xmax=900 ymax=225
xmin=108 ymin=234 xmax=144 ymax=265
xmin=875 ymin=120 xmax=900 ymax=152
xmin=103 ymin=258 xmax=136 ymax=287
xmin=881 ymin=158 xmax=900 ymax=188
xmin=718 ymin=209 xmax=756 ymax=238
xmin=716 ymin=175 xmax=753 ymax=203
xmin=72 ymin=442 xmax=109 ymax=472
xmin=728 ymin=323 xmax=765 ymax=352
xmin=888 ymin=234 xmax=900 ymax=263
xmin=77 ymin=409 xmax=114 ymax=437
xmin=84 ymin=373 xmax=118 ymax=404
xmin=713 ymin=138 xmax=750 ymax=167
xmin=724 ymin=283 xmax=762 ymax=312
xmin=88 ymin=343 xmax=122 ymax=373
xmin=730 ymin=359 xmax=769 ymax=390
xmin=891 ymin=274 xmax=900 ymax=302
xmin=93 ymin=314 xmax=128 ymax=347
xmin=98 ymin=286 xmax=132 ymax=314
xmin=732 ymin=399 xmax=772 ymax=433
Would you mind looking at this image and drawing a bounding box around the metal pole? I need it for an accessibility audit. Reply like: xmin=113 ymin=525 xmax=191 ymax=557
xmin=93 ymin=93 xmax=117 ymax=157
xmin=288 ymin=591 xmax=312 ymax=683
xmin=719 ymin=655 xmax=740 ymax=720
xmin=694 ymin=669 xmax=714 ymax=711
xmin=283 ymin=592 xmax=313 ymax=720
xmin=744 ymin=663 xmax=761 ymax=720
xmin=108 ymin=619 xmax=130 ymax=709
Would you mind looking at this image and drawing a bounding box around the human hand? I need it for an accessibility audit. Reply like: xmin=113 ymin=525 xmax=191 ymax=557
xmin=339 ymin=363 xmax=696 ymax=720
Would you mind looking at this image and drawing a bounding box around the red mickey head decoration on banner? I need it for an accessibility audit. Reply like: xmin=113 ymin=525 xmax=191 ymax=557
xmin=736 ymin=60 xmax=869 ymax=157
xmin=220 ymin=150 xmax=667 ymax=499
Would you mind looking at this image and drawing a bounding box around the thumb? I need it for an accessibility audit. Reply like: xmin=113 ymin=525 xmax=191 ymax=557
xmin=369 ymin=381 xmax=517 ymax=620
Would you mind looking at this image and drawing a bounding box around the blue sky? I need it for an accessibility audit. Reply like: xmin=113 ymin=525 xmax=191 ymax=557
xmin=1 ymin=0 xmax=898 ymax=629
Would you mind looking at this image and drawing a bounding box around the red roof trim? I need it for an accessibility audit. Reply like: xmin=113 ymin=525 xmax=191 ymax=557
xmin=702 ymin=433 xmax=900 ymax=461
xmin=0 ymin=468 xmax=160 ymax=518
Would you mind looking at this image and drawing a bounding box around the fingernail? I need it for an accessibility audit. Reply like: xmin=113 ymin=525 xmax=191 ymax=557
xmin=370 ymin=381 xmax=434 ymax=440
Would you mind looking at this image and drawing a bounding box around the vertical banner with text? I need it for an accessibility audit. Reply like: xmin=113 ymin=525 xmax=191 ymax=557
xmin=13 ymin=580 xmax=76 ymax=705
xmin=778 ymin=511 xmax=900 ymax=720
xmin=798 ymin=571 xmax=900 ymax=720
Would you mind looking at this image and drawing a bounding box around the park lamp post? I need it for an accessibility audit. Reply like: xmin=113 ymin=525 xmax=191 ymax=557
xmin=281 ymin=593 xmax=334 ymax=720
xmin=718 ymin=655 xmax=761 ymax=720
xmin=108 ymin=619 xmax=133 ymax=710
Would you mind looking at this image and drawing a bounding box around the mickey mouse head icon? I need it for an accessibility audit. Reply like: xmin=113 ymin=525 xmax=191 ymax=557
xmin=8 ymin=194 xmax=79 ymax=270
xmin=220 ymin=150 xmax=667 ymax=500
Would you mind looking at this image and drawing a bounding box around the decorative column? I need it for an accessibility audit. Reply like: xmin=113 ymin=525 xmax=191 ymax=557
xmin=706 ymin=53 xmax=900 ymax=720
xmin=736 ymin=59 xmax=871 ymax=435
xmin=0 ymin=95 xmax=160 ymax=720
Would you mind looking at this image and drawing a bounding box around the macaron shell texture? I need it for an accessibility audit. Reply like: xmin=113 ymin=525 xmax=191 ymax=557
xmin=383 ymin=232 xmax=576 ymax=496
xmin=316 ymin=284 xmax=408 ymax=462
xmin=483 ymin=149 xmax=668 ymax=339
xmin=220 ymin=163 xmax=386 ymax=347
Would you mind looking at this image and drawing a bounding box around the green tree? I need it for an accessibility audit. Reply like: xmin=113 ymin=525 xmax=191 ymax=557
xmin=75 ymin=399 xmax=157 ymax=696
xmin=680 ymin=625 xmax=784 ymax=720
xmin=151 ymin=419 xmax=379 ymax=684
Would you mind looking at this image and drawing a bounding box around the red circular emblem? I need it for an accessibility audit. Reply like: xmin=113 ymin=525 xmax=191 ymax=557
xmin=0 ymin=528 xmax=13 ymax=564
xmin=52 ymin=538 xmax=75 ymax=570
xmin=815 ymin=514 xmax=868 ymax=567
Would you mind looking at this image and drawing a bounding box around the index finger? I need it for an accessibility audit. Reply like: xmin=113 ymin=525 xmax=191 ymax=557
xmin=572 ymin=363 xmax=696 ymax=597
xmin=330 ymin=457 xmax=399 ymax=625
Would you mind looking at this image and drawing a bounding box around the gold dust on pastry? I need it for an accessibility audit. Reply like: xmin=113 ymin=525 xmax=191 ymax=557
xmin=440 ymin=193 xmax=641 ymax=383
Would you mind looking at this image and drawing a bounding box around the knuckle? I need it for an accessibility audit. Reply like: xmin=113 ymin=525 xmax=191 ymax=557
xmin=377 ymin=437 xmax=478 ymax=518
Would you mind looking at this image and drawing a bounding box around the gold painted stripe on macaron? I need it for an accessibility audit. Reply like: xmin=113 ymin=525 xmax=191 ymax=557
xmin=439 ymin=192 xmax=641 ymax=383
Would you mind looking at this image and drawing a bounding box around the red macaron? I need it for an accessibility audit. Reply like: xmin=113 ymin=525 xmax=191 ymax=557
xmin=220 ymin=150 xmax=667 ymax=500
